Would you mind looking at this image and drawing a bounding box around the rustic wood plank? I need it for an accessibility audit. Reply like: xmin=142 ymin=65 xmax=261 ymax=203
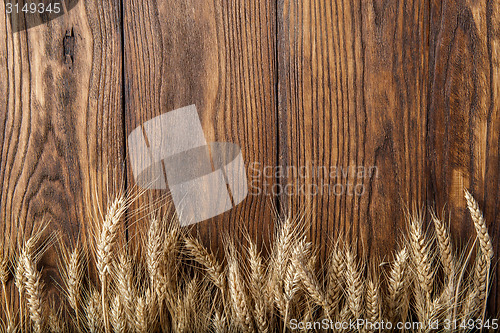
xmin=123 ymin=0 xmax=277 ymax=251
xmin=429 ymin=0 xmax=500 ymax=313
xmin=0 ymin=0 xmax=123 ymax=311
xmin=278 ymin=0 xmax=430 ymax=261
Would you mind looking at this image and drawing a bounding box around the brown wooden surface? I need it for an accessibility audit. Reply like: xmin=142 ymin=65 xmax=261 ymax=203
xmin=0 ymin=0 xmax=499 ymax=314
xmin=123 ymin=0 xmax=277 ymax=251
xmin=428 ymin=0 xmax=500 ymax=312
xmin=0 ymin=0 xmax=123 ymax=307
xmin=278 ymin=0 xmax=429 ymax=262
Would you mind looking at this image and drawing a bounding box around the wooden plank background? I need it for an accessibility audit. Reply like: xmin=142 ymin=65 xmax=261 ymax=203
xmin=0 ymin=0 xmax=498 ymax=314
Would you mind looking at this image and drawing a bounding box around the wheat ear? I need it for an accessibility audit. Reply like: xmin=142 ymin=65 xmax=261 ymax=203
xmin=408 ymin=211 xmax=434 ymax=325
xmin=85 ymin=288 xmax=102 ymax=333
xmin=96 ymin=194 xmax=127 ymax=333
xmin=291 ymin=244 xmax=330 ymax=318
xmin=430 ymin=210 xmax=454 ymax=277
xmin=344 ymin=248 xmax=363 ymax=319
xmin=184 ymin=237 xmax=225 ymax=292
xmin=464 ymin=189 xmax=493 ymax=323
xmin=226 ymin=238 xmax=254 ymax=333
xmin=134 ymin=296 xmax=148 ymax=333
xmin=110 ymin=294 xmax=126 ymax=333
xmin=159 ymin=223 xmax=179 ymax=310
xmin=58 ymin=241 xmax=83 ymax=331
xmin=248 ymin=240 xmax=269 ymax=333
xmin=212 ymin=306 xmax=227 ymax=333
xmin=325 ymin=241 xmax=344 ymax=317
xmin=146 ymin=216 xmax=163 ymax=290
xmin=387 ymin=246 xmax=409 ymax=322
xmin=115 ymin=252 xmax=135 ymax=329
xmin=366 ymin=273 xmax=380 ymax=333
xmin=22 ymin=253 xmax=44 ymax=333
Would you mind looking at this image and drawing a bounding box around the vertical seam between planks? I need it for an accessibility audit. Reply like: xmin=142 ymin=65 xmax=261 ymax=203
xmin=120 ymin=0 xmax=128 ymax=242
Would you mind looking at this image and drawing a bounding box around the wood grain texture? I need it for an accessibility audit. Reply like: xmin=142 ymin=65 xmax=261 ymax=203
xmin=0 ymin=0 xmax=123 ymax=310
xmin=123 ymin=0 xmax=277 ymax=251
xmin=429 ymin=0 xmax=500 ymax=313
xmin=277 ymin=0 xmax=429 ymax=261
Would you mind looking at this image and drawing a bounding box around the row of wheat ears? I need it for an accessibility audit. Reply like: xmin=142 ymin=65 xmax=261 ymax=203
xmin=0 ymin=189 xmax=494 ymax=332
